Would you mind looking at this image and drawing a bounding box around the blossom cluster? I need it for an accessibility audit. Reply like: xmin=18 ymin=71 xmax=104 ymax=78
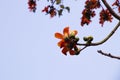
xmin=99 ymin=9 xmax=113 ymax=26
xmin=81 ymin=0 xmax=100 ymax=26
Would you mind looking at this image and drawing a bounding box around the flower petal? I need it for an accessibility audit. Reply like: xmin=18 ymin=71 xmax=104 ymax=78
xmin=70 ymin=30 xmax=78 ymax=35
xmin=63 ymin=27 xmax=69 ymax=35
xmin=73 ymin=30 xmax=78 ymax=35
xmin=55 ymin=33 xmax=63 ymax=39
xmin=69 ymin=50 xmax=75 ymax=55
xmin=57 ymin=40 xmax=64 ymax=48
xmin=62 ymin=47 xmax=68 ymax=55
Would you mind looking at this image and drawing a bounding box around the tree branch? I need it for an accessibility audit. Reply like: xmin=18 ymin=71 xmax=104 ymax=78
xmin=101 ymin=0 xmax=120 ymax=20
xmin=79 ymin=46 xmax=88 ymax=52
xmin=97 ymin=50 xmax=120 ymax=60
xmin=77 ymin=21 xmax=120 ymax=46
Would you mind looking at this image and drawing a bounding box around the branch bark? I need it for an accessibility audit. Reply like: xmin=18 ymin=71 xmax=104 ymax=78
xmin=77 ymin=21 xmax=120 ymax=46
xmin=101 ymin=0 xmax=120 ymax=20
xmin=97 ymin=50 xmax=120 ymax=60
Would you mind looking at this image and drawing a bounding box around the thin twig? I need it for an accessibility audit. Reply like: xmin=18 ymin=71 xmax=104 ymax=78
xmin=79 ymin=46 xmax=88 ymax=52
xmin=77 ymin=21 xmax=120 ymax=46
xmin=97 ymin=50 xmax=120 ymax=60
xmin=51 ymin=0 xmax=56 ymax=6
xmin=101 ymin=0 xmax=120 ymax=20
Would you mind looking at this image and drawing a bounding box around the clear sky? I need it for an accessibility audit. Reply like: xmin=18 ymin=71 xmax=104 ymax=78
xmin=0 ymin=0 xmax=120 ymax=80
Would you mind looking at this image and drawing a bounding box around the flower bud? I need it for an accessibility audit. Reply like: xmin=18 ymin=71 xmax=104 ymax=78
xmin=83 ymin=37 xmax=88 ymax=41
xmin=75 ymin=37 xmax=79 ymax=42
xmin=69 ymin=34 xmax=75 ymax=39
xmin=88 ymin=36 xmax=93 ymax=42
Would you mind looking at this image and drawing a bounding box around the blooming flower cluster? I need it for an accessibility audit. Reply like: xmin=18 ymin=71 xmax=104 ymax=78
xmin=28 ymin=0 xmax=36 ymax=12
xmin=55 ymin=27 xmax=80 ymax=55
xmin=99 ymin=9 xmax=113 ymax=26
xmin=112 ymin=0 xmax=120 ymax=13
xmin=81 ymin=0 xmax=100 ymax=26
xmin=42 ymin=6 xmax=56 ymax=18
xmin=81 ymin=9 xmax=95 ymax=26
xmin=85 ymin=0 xmax=100 ymax=9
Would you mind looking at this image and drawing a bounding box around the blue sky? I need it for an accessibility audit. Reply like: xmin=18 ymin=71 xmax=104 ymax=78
xmin=0 ymin=0 xmax=120 ymax=80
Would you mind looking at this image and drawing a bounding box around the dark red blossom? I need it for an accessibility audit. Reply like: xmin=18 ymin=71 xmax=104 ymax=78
xmin=85 ymin=0 xmax=100 ymax=9
xmin=28 ymin=0 xmax=36 ymax=12
xmin=81 ymin=9 xmax=96 ymax=26
xmin=82 ymin=9 xmax=96 ymax=18
xmin=42 ymin=6 xmax=56 ymax=18
xmin=81 ymin=0 xmax=100 ymax=26
xmin=99 ymin=9 xmax=113 ymax=26
xmin=42 ymin=6 xmax=49 ymax=13
xmin=81 ymin=17 xmax=91 ymax=26
xmin=119 ymin=7 xmax=120 ymax=13
xmin=112 ymin=0 xmax=119 ymax=6
xmin=112 ymin=0 xmax=120 ymax=13
xmin=49 ymin=9 xmax=56 ymax=17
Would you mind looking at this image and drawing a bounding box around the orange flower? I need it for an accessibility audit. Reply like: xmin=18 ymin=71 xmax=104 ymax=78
xmin=55 ymin=27 xmax=80 ymax=55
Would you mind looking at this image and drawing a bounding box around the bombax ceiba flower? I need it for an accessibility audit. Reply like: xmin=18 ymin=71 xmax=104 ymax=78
xmin=55 ymin=27 xmax=80 ymax=55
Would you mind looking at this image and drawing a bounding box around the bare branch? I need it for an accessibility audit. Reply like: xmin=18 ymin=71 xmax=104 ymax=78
xmin=77 ymin=21 xmax=120 ymax=46
xmin=97 ymin=50 xmax=120 ymax=60
xmin=101 ymin=0 xmax=120 ymax=20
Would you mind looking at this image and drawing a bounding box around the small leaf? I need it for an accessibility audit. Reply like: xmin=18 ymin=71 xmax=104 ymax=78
xmin=60 ymin=5 xmax=64 ymax=9
xmin=65 ymin=6 xmax=70 ymax=13
xmin=56 ymin=0 xmax=61 ymax=4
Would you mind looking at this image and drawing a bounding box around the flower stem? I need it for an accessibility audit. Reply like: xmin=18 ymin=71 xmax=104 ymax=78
xmin=77 ymin=21 xmax=120 ymax=46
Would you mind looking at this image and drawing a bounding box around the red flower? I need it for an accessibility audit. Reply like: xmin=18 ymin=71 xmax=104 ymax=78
xmin=42 ymin=6 xmax=49 ymax=13
xmin=81 ymin=0 xmax=100 ymax=26
xmin=55 ymin=27 xmax=80 ymax=55
xmin=42 ymin=6 xmax=56 ymax=18
xmin=28 ymin=0 xmax=36 ymax=12
xmin=119 ymin=7 xmax=120 ymax=13
xmin=99 ymin=9 xmax=113 ymax=26
xmin=112 ymin=0 xmax=120 ymax=13
xmin=49 ymin=9 xmax=56 ymax=18
xmin=81 ymin=17 xmax=91 ymax=26
xmin=112 ymin=0 xmax=119 ymax=6
xmin=85 ymin=0 xmax=100 ymax=9
xmin=81 ymin=9 xmax=95 ymax=26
